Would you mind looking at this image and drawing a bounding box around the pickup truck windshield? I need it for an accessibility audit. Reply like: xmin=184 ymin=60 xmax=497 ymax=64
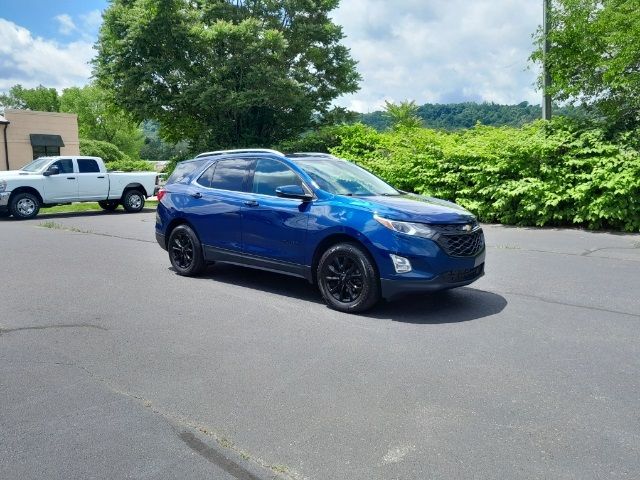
xmin=294 ymin=158 xmax=400 ymax=196
xmin=21 ymin=158 xmax=52 ymax=172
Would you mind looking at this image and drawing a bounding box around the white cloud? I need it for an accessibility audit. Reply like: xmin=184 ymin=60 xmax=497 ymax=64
xmin=79 ymin=10 xmax=103 ymax=34
xmin=0 ymin=18 xmax=94 ymax=92
xmin=54 ymin=13 xmax=77 ymax=36
xmin=332 ymin=0 xmax=543 ymax=112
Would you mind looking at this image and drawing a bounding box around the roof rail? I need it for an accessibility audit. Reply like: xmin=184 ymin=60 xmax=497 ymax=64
xmin=289 ymin=152 xmax=339 ymax=158
xmin=195 ymin=148 xmax=284 ymax=159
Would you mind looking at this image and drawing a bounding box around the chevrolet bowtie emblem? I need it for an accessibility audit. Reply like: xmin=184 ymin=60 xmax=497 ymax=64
xmin=461 ymin=224 xmax=472 ymax=232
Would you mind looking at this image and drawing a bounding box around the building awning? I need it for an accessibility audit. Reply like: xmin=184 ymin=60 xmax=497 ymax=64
xmin=30 ymin=134 xmax=65 ymax=147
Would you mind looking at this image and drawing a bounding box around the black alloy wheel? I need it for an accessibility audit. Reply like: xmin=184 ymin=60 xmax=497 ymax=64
xmin=317 ymin=242 xmax=380 ymax=313
xmin=324 ymin=255 xmax=364 ymax=303
xmin=168 ymin=224 xmax=205 ymax=276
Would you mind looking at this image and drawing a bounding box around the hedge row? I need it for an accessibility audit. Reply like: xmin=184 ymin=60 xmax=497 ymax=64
xmin=79 ymin=138 xmax=155 ymax=172
xmin=325 ymin=120 xmax=640 ymax=231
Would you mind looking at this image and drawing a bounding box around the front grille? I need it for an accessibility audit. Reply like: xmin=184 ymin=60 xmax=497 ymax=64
xmin=436 ymin=229 xmax=485 ymax=257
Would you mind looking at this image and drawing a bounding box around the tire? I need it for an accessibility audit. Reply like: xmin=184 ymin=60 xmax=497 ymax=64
xmin=98 ymin=200 xmax=119 ymax=211
xmin=168 ymin=224 xmax=206 ymax=276
xmin=317 ymin=242 xmax=381 ymax=313
xmin=9 ymin=192 xmax=40 ymax=220
xmin=122 ymin=189 xmax=145 ymax=213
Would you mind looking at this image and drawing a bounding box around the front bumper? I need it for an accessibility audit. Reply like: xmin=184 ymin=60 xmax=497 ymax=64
xmin=0 ymin=192 xmax=10 ymax=211
xmin=381 ymin=263 xmax=485 ymax=300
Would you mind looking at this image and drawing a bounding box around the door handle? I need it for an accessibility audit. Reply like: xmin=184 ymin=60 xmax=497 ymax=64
xmin=97 ymin=176 xmax=105 ymax=179
xmin=243 ymin=200 xmax=259 ymax=207
xmin=67 ymin=177 xmax=76 ymax=180
xmin=190 ymin=192 xmax=202 ymax=199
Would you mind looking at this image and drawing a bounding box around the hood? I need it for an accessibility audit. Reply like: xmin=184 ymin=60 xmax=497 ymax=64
xmin=0 ymin=170 xmax=39 ymax=180
xmin=358 ymin=193 xmax=475 ymax=224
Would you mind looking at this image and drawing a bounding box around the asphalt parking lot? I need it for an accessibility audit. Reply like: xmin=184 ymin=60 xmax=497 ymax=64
xmin=1 ymin=209 xmax=639 ymax=480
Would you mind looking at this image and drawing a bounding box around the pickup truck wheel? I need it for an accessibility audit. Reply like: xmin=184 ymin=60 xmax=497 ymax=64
xmin=168 ymin=224 xmax=205 ymax=276
xmin=122 ymin=190 xmax=145 ymax=213
xmin=98 ymin=200 xmax=119 ymax=211
xmin=9 ymin=192 xmax=40 ymax=220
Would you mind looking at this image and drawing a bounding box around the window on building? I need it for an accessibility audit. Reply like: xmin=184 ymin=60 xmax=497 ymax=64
xmin=32 ymin=145 xmax=60 ymax=159
xmin=30 ymin=134 xmax=65 ymax=160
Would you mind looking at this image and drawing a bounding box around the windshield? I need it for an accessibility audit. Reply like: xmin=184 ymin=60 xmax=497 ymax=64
xmin=21 ymin=158 xmax=52 ymax=172
xmin=293 ymin=158 xmax=400 ymax=196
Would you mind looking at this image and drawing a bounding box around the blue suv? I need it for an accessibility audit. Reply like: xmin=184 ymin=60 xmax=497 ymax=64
xmin=155 ymin=149 xmax=485 ymax=313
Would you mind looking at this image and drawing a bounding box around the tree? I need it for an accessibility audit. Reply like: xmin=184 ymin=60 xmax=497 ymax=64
xmin=383 ymin=100 xmax=424 ymax=130
xmin=60 ymin=85 xmax=144 ymax=159
xmin=94 ymin=0 xmax=360 ymax=150
xmin=532 ymin=0 xmax=640 ymax=132
xmin=0 ymin=84 xmax=60 ymax=112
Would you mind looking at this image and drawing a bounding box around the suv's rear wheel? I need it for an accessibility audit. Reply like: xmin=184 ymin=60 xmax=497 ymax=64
xmin=168 ymin=224 xmax=205 ymax=276
xmin=317 ymin=242 xmax=380 ymax=313
xmin=9 ymin=192 xmax=40 ymax=220
xmin=122 ymin=189 xmax=145 ymax=213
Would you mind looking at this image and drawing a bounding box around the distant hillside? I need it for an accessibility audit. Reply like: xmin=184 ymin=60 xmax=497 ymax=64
xmin=359 ymin=102 xmax=587 ymax=131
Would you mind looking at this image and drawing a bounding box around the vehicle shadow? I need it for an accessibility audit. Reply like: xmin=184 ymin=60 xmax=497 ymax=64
xmin=197 ymin=264 xmax=507 ymax=324
xmin=0 ymin=208 xmax=156 ymax=221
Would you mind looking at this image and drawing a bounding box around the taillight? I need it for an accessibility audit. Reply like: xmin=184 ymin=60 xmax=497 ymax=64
xmin=157 ymin=188 xmax=166 ymax=202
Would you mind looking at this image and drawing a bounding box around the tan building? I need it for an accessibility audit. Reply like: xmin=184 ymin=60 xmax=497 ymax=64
xmin=0 ymin=109 xmax=80 ymax=171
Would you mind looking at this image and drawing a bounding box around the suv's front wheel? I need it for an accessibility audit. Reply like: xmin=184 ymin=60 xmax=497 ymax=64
xmin=317 ymin=242 xmax=380 ymax=313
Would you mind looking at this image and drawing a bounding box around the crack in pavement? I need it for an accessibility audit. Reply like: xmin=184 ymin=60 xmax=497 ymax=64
xmin=496 ymin=290 xmax=640 ymax=318
xmin=0 ymin=323 xmax=108 ymax=335
xmin=36 ymin=223 xmax=155 ymax=244
xmin=60 ymin=362 xmax=304 ymax=480
xmin=581 ymin=245 xmax=640 ymax=256
xmin=487 ymin=244 xmax=640 ymax=262
xmin=178 ymin=431 xmax=265 ymax=480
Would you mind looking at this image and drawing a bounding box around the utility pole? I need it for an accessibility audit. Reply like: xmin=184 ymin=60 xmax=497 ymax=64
xmin=542 ymin=0 xmax=552 ymax=120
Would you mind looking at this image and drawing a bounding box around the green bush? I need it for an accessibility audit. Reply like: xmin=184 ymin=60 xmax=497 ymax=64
xmin=79 ymin=138 xmax=155 ymax=172
xmin=328 ymin=120 xmax=640 ymax=232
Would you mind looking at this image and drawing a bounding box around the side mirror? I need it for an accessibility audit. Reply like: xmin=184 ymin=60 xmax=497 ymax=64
xmin=276 ymin=184 xmax=312 ymax=201
xmin=43 ymin=165 xmax=59 ymax=177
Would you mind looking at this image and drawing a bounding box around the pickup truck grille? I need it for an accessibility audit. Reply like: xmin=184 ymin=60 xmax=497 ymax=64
xmin=435 ymin=229 xmax=485 ymax=257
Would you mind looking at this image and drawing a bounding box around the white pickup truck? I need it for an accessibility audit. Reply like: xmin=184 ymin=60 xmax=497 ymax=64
xmin=0 ymin=156 xmax=158 ymax=219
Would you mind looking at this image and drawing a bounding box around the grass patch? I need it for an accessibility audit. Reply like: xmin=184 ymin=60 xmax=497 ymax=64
xmin=41 ymin=201 xmax=158 ymax=215
xmin=38 ymin=221 xmax=90 ymax=233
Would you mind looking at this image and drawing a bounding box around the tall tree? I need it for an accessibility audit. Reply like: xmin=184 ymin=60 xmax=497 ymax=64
xmin=0 ymin=84 xmax=60 ymax=112
xmin=383 ymin=100 xmax=424 ymax=130
xmin=94 ymin=0 xmax=360 ymax=150
xmin=60 ymin=85 xmax=144 ymax=159
xmin=532 ymin=0 xmax=640 ymax=131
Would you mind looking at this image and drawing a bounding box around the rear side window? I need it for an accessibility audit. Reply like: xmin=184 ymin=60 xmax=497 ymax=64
xmin=78 ymin=159 xmax=100 ymax=173
xmin=167 ymin=160 xmax=205 ymax=185
xmin=209 ymin=159 xmax=251 ymax=192
xmin=196 ymin=163 xmax=216 ymax=188
xmin=252 ymin=158 xmax=302 ymax=196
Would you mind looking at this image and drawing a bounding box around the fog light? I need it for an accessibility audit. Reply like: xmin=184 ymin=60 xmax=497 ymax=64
xmin=390 ymin=254 xmax=412 ymax=273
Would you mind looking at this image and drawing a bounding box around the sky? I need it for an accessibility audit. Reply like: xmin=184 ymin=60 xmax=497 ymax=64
xmin=0 ymin=0 xmax=543 ymax=113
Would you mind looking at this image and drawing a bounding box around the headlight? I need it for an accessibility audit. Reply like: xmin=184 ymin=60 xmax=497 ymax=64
xmin=374 ymin=215 xmax=437 ymax=239
xmin=0 ymin=180 xmax=6 ymax=192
